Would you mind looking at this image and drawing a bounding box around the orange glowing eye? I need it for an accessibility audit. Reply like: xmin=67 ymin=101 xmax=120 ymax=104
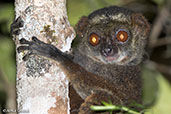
xmin=116 ymin=30 xmax=129 ymax=42
xmin=89 ymin=33 xmax=100 ymax=46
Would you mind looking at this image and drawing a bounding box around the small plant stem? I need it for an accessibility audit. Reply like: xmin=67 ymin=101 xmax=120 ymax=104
xmin=90 ymin=105 xmax=141 ymax=114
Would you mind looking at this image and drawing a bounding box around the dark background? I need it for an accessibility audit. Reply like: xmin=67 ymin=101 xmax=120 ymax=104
xmin=0 ymin=0 xmax=171 ymax=114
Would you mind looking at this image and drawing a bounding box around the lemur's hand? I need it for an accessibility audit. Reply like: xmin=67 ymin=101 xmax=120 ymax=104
xmin=11 ymin=16 xmax=24 ymax=35
xmin=17 ymin=36 xmax=60 ymax=61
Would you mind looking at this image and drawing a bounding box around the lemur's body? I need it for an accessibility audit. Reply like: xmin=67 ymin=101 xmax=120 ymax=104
xmin=13 ymin=6 xmax=150 ymax=114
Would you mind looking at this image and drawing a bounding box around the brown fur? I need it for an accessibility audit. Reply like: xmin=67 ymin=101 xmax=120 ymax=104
xmin=16 ymin=6 xmax=150 ymax=114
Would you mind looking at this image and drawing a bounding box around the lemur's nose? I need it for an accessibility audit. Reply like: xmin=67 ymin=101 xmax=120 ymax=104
xmin=101 ymin=45 xmax=117 ymax=57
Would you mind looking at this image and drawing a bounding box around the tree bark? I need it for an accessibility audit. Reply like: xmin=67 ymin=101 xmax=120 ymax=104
xmin=14 ymin=0 xmax=75 ymax=114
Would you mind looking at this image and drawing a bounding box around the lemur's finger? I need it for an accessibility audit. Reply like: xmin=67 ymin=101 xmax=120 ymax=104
xmin=12 ymin=29 xmax=21 ymax=35
xmin=17 ymin=46 xmax=30 ymax=53
xmin=19 ymin=38 xmax=32 ymax=44
xmin=14 ymin=16 xmax=24 ymax=28
xmin=22 ymin=52 xmax=33 ymax=61
xmin=11 ymin=16 xmax=24 ymax=35
xmin=32 ymin=36 xmax=47 ymax=45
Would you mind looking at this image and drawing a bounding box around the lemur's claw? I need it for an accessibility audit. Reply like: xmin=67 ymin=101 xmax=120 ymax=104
xmin=32 ymin=36 xmax=47 ymax=45
xmin=22 ymin=52 xmax=33 ymax=61
xmin=32 ymin=36 xmax=38 ymax=41
xmin=19 ymin=38 xmax=31 ymax=44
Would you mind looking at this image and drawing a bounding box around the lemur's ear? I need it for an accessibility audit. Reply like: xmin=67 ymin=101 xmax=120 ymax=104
xmin=131 ymin=13 xmax=151 ymax=36
xmin=75 ymin=16 xmax=88 ymax=38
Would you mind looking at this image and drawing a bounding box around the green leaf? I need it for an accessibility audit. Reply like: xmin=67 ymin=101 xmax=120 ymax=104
xmin=144 ymin=74 xmax=171 ymax=114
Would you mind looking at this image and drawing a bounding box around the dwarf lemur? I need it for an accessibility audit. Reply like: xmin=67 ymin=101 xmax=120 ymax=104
xmin=12 ymin=6 xmax=150 ymax=114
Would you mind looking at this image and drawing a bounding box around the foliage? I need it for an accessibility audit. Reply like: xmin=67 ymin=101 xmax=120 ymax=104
xmin=91 ymin=101 xmax=142 ymax=114
xmin=0 ymin=0 xmax=171 ymax=114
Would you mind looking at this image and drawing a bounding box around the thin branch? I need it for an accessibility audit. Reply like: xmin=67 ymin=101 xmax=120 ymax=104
xmin=149 ymin=7 xmax=169 ymax=47
xmin=150 ymin=37 xmax=171 ymax=48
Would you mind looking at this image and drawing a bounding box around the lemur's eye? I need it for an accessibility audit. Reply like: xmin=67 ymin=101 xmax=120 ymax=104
xmin=116 ymin=29 xmax=129 ymax=42
xmin=89 ymin=33 xmax=100 ymax=46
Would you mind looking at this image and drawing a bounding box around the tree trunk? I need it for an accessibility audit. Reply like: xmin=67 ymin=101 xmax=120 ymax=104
xmin=14 ymin=0 xmax=75 ymax=114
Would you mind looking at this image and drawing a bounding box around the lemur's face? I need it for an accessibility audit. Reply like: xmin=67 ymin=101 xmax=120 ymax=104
xmin=76 ymin=6 xmax=150 ymax=66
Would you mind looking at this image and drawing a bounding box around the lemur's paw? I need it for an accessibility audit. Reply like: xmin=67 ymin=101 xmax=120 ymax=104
xmin=17 ymin=36 xmax=59 ymax=61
